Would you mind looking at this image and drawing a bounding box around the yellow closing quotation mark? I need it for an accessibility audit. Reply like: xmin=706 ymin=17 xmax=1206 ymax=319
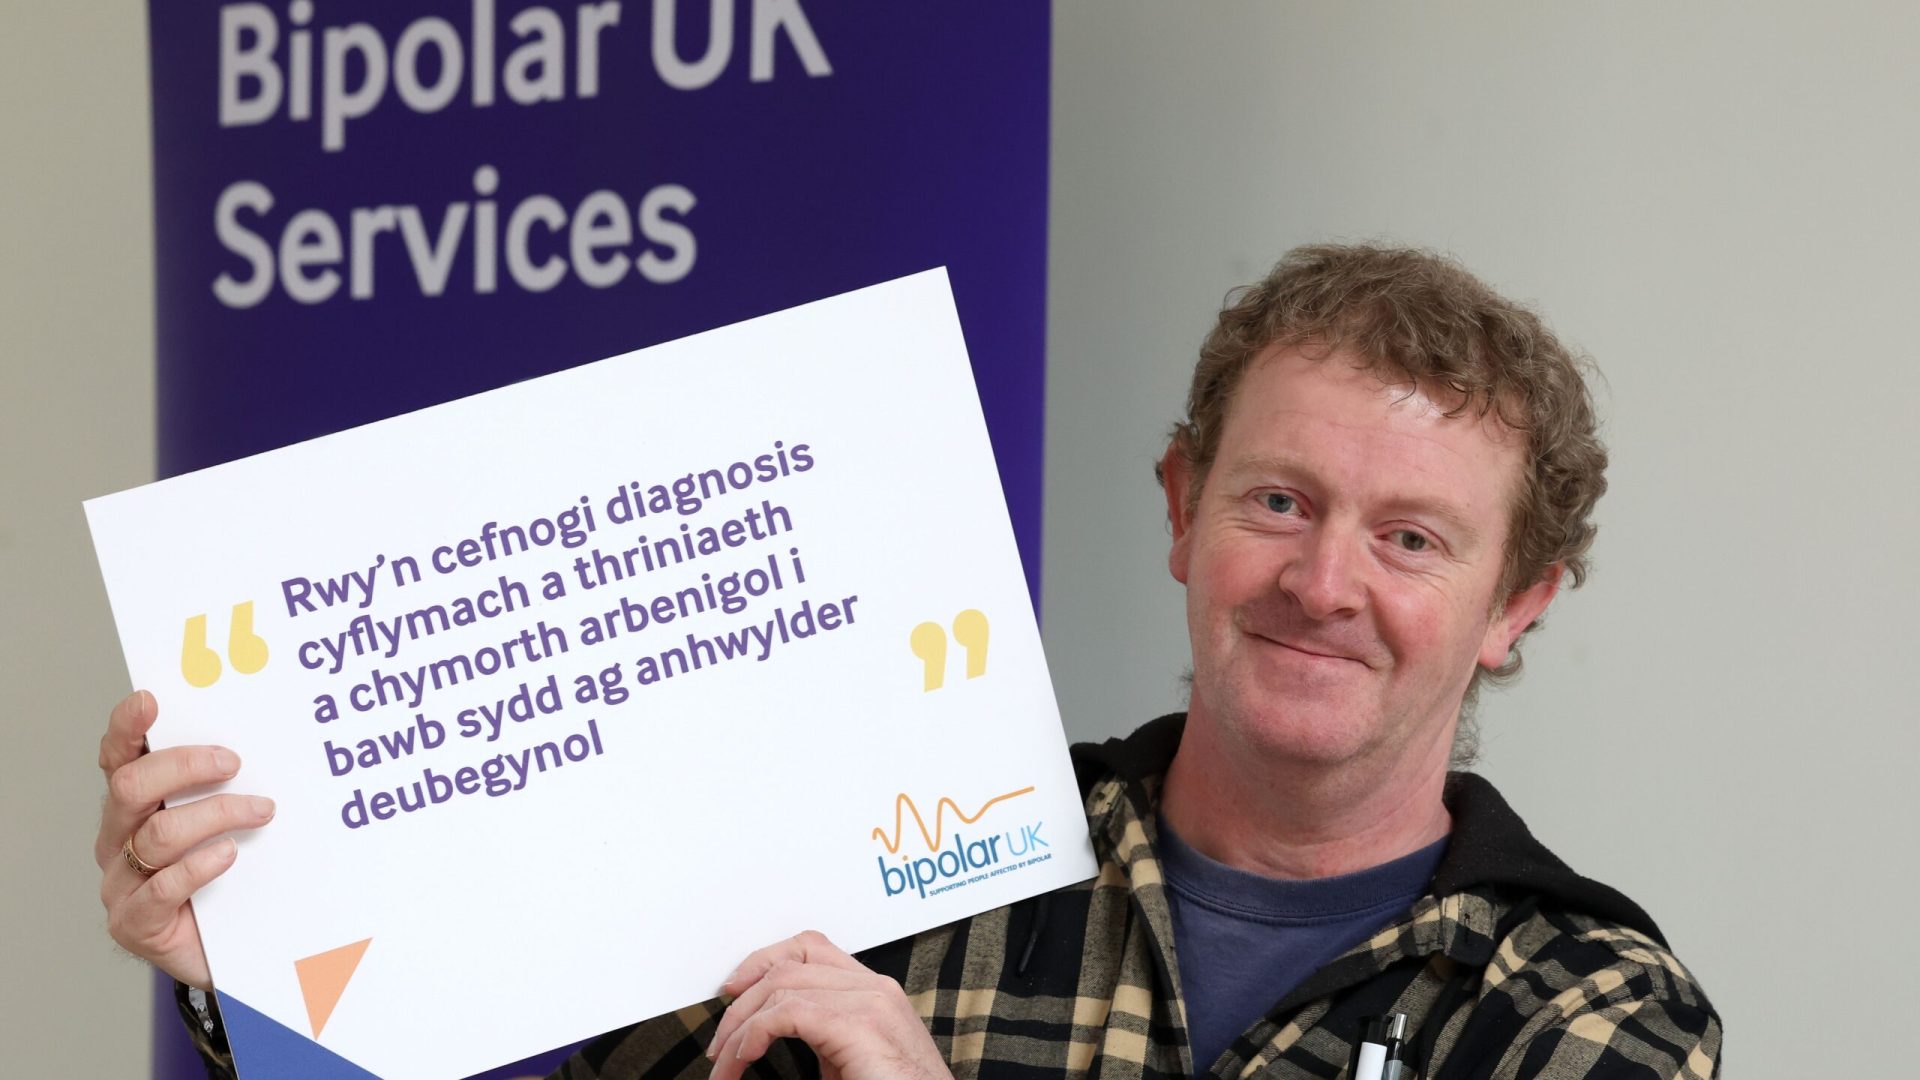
xmin=911 ymin=609 xmax=989 ymax=692
xmin=181 ymin=601 xmax=269 ymax=688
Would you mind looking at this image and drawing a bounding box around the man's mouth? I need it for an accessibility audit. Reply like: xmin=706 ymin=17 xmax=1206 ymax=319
xmin=1250 ymin=631 xmax=1367 ymax=667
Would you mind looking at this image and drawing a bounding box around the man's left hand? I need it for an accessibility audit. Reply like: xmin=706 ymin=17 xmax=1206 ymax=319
xmin=706 ymin=930 xmax=950 ymax=1080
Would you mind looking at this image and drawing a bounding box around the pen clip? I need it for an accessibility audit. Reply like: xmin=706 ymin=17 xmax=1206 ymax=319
xmin=1348 ymin=1013 xmax=1413 ymax=1080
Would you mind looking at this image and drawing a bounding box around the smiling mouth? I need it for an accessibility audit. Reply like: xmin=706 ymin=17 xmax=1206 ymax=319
xmin=1252 ymin=633 xmax=1366 ymax=667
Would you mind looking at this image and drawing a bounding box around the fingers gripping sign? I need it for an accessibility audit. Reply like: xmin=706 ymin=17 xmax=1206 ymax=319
xmin=94 ymin=690 xmax=276 ymax=990
xmin=707 ymin=931 xmax=951 ymax=1080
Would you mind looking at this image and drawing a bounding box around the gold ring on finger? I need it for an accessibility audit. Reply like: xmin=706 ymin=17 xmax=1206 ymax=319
xmin=122 ymin=834 xmax=163 ymax=878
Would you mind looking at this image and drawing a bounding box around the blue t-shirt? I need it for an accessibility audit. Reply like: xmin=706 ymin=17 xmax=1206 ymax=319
xmin=1159 ymin=821 xmax=1448 ymax=1075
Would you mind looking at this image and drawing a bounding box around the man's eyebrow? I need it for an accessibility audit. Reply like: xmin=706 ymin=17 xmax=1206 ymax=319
xmin=1220 ymin=454 xmax=1486 ymax=546
xmin=1220 ymin=454 xmax=1325 ymax=492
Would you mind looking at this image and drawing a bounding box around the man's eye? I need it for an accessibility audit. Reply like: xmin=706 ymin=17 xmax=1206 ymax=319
xmin=1391 ymin=529 xmax=1430 ymax=552
xmin=1264 ymin=493 xmax=1297 ymax=514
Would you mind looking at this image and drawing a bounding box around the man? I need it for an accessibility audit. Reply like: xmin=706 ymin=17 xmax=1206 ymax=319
xmin=98 ymin=245 xmax=1719 ymax=1078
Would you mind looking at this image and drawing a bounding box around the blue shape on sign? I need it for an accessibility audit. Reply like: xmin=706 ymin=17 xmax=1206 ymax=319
xmin=218 ymin=992 xmax=383 ymax=1080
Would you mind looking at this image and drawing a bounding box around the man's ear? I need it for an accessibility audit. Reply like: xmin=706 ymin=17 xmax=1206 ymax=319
xmin=1161 ymin=445 xmax=1195 ymax=585
xmin=1478 ymin=563 xmax=1564 ymax=670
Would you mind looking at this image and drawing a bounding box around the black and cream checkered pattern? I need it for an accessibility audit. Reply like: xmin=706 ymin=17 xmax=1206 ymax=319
xmin=556 ymin=716 xmax=1720 ymax=1080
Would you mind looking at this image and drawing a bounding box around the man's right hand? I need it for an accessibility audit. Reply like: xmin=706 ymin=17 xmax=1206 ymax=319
xmin=95 ymin=690 xmax=275 ymax=990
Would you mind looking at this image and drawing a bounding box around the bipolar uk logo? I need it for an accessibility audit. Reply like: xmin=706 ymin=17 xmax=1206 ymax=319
xmin=871 ymin=786 xmax=1050 ymax=899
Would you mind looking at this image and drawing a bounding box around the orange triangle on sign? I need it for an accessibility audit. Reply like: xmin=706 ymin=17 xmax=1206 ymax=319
xmin=293 ymin=938 xmax=372 ymax=1039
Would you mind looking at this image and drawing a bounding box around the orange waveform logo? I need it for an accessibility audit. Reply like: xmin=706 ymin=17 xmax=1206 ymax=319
xmin=870 ymin=787 xmax=1036 ymax=855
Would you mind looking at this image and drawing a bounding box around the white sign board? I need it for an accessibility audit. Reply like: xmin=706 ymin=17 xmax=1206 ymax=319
xmin=86 ymin=270 xmax=1098 ymax=1080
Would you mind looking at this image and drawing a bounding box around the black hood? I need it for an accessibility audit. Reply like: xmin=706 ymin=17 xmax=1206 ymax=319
xmin=1069 ymin=712 xmax=1666 ymax=946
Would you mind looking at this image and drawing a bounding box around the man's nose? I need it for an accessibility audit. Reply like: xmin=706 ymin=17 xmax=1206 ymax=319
xmin=1277 ymin=525 xmax=1365 ymax=620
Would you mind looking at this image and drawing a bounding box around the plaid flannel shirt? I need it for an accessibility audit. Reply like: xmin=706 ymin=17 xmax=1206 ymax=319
xmin=557 ymin=714 xmax=1719 ymax=1080
xmin=181 ymin=714 xmax=1720 ymax=1079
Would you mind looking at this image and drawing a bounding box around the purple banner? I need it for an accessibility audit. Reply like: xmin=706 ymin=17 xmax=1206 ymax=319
xmin=147 ymin=1 xmax=1048 ymax=1075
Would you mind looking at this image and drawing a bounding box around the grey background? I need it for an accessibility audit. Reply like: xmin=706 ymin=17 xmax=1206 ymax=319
xmin=5 ymin=2 xmax=1916 ymax=1075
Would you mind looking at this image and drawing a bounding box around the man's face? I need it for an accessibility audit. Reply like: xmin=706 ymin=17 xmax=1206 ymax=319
xmin=1165 ymin=344 xmax=1558 ymax=770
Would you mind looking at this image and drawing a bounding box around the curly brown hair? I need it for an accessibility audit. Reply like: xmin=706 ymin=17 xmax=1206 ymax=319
xmin=1157 ymin=244 xmax=1609 ymax=757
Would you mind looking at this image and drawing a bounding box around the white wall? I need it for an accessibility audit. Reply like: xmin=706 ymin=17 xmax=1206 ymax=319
xmin=0 ymin=1 xmax=155 ymax=1073
xmin=4 ymin=2 xmax=1915 ymax=1076
xmin=1045 ymin=4 xmax=1920 ymax=1077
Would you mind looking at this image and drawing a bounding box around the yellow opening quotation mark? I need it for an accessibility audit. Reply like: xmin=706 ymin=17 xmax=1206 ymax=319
xmin=910 ymin=608 xmax=990 ymax=692
xmin=181 ymin=601 xmax=270 ymax=688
